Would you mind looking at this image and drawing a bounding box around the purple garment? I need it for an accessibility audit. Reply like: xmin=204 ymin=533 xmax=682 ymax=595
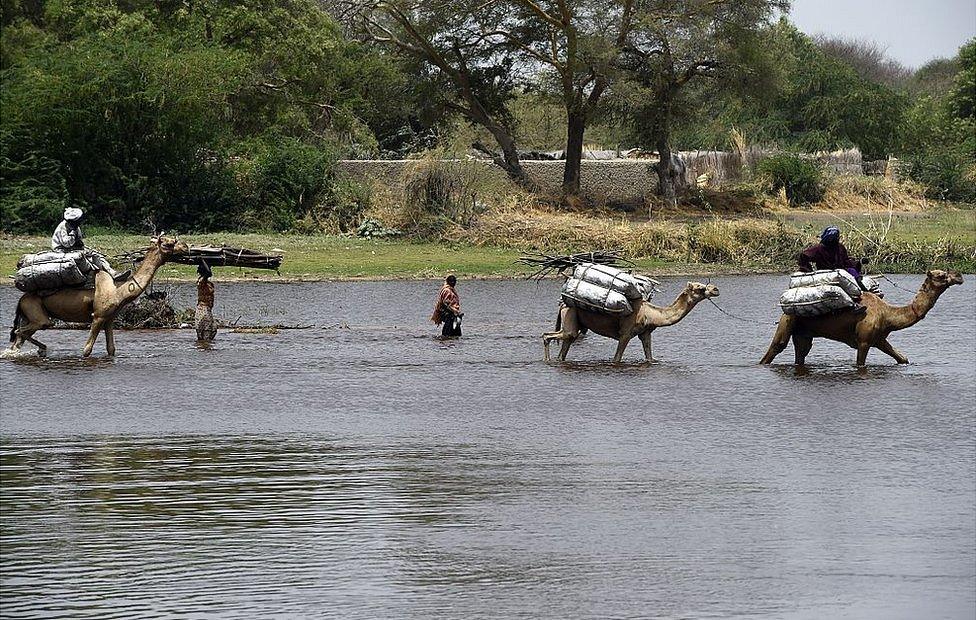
xmin=798 ymin=242 xmax=861 ymax=276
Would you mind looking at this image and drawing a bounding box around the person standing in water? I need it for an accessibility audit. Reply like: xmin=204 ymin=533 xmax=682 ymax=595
xmin=195 ymin=262 xmax=217 ymax=341
xmin=431 ymin=275 xmax=462 ymax=337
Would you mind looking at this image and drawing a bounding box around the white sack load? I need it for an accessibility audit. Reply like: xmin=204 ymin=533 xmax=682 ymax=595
xmin=17 ymin=249 xmax=95 ymax=272
xmin=562 ymin=277 xmax=634 ymax=315
xmin=572 ymin=263 xmax=649 ymax=301
xmin=789 ymin=269 xmax=862 ymax=300
xmin=779 ymin=284 xmax=856 ymax=317
xmin=14 ymin=255 xmax=91 ymax=293
xmin=632 ymin=274 xmax=660 ymax=301
xmin=860 ymin=275 xmax=883 ymax=297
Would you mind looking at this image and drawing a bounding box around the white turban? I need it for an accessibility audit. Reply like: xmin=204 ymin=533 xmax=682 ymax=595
xmin=63 ymin=207 xmax=84 ymax=222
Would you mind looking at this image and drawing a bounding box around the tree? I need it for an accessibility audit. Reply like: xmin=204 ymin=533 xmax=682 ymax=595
xmin=814 ymin=35 xmax=911 ymax=89
xmin=488 ymin=0 xmax=636 ymax=195
xmin=359 ymin=0 xmax=533 ymax=186
xmin=617 ymin=0 xmax=786 ymax=202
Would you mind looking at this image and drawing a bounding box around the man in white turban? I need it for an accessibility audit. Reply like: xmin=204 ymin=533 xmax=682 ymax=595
xmin=51 ymin=208 xmax=130 ymax=281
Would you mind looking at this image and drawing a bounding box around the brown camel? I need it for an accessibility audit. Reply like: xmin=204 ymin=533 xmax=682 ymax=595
xmin=7 ymin=236 xmax=188 ymax=356
xmin=759 ymin=269 xmax=964 ymax=366
xmin=543 ymin=282 xmax=720 ymax=362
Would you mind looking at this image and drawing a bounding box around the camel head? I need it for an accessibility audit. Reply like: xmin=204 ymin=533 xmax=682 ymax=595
xmin=151 ymin=234 xmax=189 ymax=259
xmin=925 ymin=269 xmax=964 ymax=292
xmin=685 ymin=281 xmax=720 ymax=303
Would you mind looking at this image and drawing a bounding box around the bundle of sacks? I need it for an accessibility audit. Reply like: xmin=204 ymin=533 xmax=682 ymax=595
xmin=14 ymin=250 xmax=97 ymax=295
xmin=561 ymin=263 xmax=660 ymax=315
xmin=779 ymin=269 xmax=882 ymax=317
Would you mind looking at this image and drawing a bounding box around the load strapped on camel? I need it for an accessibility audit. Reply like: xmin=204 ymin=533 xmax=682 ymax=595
xmin=779 ymin=269 xmax=883 ymax=317
xmin=14 ymin=250 xmax=98 ymax=295
xmin=517 ymin=250 xmax=660 ymax=316
xmin=561 ymin=263 xmax=659 ymax=315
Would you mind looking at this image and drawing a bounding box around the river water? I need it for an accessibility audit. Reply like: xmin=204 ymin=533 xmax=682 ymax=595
xmin=1 ymin=275 xmax=974 ymax=619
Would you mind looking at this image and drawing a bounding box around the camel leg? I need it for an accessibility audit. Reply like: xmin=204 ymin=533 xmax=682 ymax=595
xmin=542 ymin=331 xmax=567 ymax=361
xmin=876 ymin=338 xmax=909 ymax=364
xmin=639 ymin=331 xmax=653 ymax=362
xmin=557 ymin=338 xmax=574 ymax=361
xmin=760 ymin=315 xmax=794 ymax=364
xmin=83 ymin=319 xmax=105 ymax=357
xmin=612 ymin=336 xmax=633 ymax=364
xmin=856 ymin=343 xmax=870 ymax=367
xmin=104 ymin=321 xmax=116 ymax=356
xmin=792 ymin=334 xmax=813 ymax=365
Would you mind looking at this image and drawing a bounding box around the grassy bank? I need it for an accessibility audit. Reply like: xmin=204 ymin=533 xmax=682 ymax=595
xmin=3 ymin=206 xmax=972 ymax=281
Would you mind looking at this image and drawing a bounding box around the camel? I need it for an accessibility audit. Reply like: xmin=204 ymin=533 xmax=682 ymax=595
xmin=759 ymin=269 xmax=964 ymax=366
xmin=7 ymin=235 xmax=189 ymax=356
xmin=543 ymin=281 xmax=720 ymax=362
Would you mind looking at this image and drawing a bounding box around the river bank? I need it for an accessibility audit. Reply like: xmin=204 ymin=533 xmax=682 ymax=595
xmin=2 ymin=207 xmax=973 ymax=281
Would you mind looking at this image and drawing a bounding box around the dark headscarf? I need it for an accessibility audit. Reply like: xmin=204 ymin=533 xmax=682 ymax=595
xmin=820 ymin=226 xmax=840 ymax=245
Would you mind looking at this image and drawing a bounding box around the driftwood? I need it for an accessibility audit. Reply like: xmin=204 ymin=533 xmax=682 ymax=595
xmin=517 ymin=250 xmax=633 ymax=280
xmin=117 ymin=245 xmax=282 ymax=270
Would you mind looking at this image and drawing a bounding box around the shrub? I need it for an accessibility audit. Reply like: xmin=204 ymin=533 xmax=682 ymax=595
xmin=908 ymin=148 xmax=976 ymax=203
xmin=239 ymin=137 xmax=338 ymax=231
xmin=756 ymin=154 xmax=826 ymax=206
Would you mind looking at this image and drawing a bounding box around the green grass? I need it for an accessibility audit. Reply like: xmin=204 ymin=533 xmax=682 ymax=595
xmin=4 ymin=207 xmax=973 ymax=282
xmin=0 ymin=234 xmax=529 ymax=280
xmin=775 ymin=207 xmax=976 ymax=246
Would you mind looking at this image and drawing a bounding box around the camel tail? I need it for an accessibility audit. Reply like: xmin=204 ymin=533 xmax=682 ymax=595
xmin=10 ymin=302 xmax=24 ymax=343
xmin=555 ymin=310 xmax=561 ymax=331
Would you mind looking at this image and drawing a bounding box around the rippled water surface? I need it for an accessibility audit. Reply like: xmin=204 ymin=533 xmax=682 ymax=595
xmin=2 ymin=276 xmax=974 ymax=619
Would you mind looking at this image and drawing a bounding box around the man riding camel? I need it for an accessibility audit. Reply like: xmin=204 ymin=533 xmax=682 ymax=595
xmin=798 ymin=225 xmax=867 ymax=313
xmin=798 ymin=226 xmax=862 ymax=278
xmin=52 ymin=207 xmax=130 ymax=281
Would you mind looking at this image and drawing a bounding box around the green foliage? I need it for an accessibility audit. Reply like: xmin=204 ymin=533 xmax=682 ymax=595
xmin=0 ymin=0 xmax=416 ymax=232
xmin=756 ymin=154 xmax=825 ymax=206
xmin=668 ymin=21 xmax=908 ymax=159
xmin=237 ymin=137 xmax=337 ymax=231
xmin=947 ymin=39 xmax=975 ymax=122
xmin=900 ymin=39 xmax=975 ymax=203
xmin=908 ymin=150 xmax=976 ymax=203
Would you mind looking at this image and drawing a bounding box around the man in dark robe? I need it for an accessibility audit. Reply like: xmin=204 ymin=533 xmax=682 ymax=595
xmin=798 ymin=226 xmax=867 ymax=314
xmin=430 ymin=275 xmax=462 ymax=337
xmin=798 ymin=226 xmax=861 ymax=278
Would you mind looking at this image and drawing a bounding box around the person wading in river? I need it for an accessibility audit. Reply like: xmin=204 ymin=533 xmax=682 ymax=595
xmin=431 ymin=275 xmax=462 ymax=337
xmin=195 ymin=262 xmax=217 ymax=341
xmin=798 ymin=225 xmax=867 ymax=314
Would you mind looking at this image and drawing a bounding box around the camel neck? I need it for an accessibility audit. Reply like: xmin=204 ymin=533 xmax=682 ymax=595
xmin=118 ymin=247 xmax=165 ymax=301
xmin=655 ymin=291 xmax=697 ymax=326
xmin=888 ymin=283 xmax=942 ymax=331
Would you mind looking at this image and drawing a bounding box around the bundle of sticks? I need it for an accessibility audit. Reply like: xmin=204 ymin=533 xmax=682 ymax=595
xmin=117 ymin=245 xmax=283 ymax=270
xmin=517 ymin=249 xmax=633 ymax=280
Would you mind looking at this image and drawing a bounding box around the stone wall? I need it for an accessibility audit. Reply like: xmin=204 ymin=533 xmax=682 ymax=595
xmin=337 ymin=159 xmax=658 ymax=204
xmin=337 ymin=147 xmax=865 ymax=203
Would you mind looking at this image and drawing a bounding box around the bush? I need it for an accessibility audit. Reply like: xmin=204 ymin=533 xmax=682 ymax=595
xmin=756 ymin=154 xmax=826 ymax=206
xmin=238 ymin=137 xmax=338 ymax=231
xmin=908 ymin=147 xmax=976 ymax=203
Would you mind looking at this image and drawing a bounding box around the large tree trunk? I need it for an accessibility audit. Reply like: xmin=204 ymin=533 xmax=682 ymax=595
xmin=656 ymin=135 xmax=675 ymax=206
xmin=562 ymin=110 xmax=586 ymax=196
xmin=654 ymin=91 xmax=677 ymax=207
xmin=490 ymin=126 xmax=534 ymax=189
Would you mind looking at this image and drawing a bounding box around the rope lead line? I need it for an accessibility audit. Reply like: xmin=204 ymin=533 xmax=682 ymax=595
xmin=706 ymin=298 xmax=778 ymax=325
